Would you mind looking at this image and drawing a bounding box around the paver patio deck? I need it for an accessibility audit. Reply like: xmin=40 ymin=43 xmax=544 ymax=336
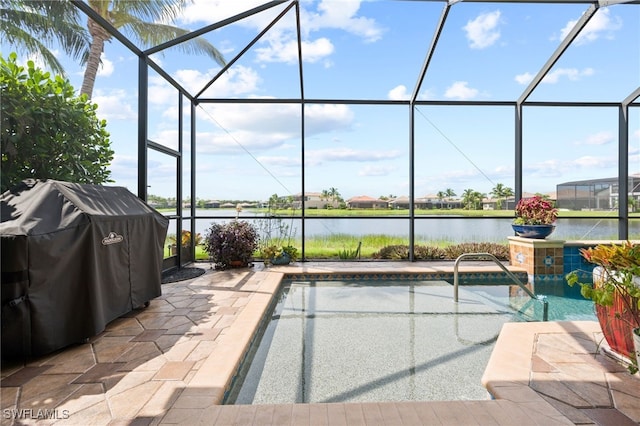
xmin=1 ymin=262 xmax=638 ymax=425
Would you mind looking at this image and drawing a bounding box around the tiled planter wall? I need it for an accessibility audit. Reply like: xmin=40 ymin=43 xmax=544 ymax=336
xmin=508 ymin=237 xmax=565 ymax=283
xmin=508 ymin=237 xmax=634 ymax=285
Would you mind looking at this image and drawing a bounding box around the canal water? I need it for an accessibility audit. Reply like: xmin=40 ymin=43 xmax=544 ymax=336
xmin=167 ymin=209 xmax=639 ymax=243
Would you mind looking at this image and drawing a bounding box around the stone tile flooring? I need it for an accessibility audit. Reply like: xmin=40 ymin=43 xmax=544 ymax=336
xmin=483 ymin=321 xmax=640 ymax=426
xmin=1 ymin=262 xmax=639 ymax=425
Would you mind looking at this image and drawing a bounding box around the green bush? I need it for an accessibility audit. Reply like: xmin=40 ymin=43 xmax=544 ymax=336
xmin=372 ymin=242 xmax=509 ymax=261
xmin=444 ymin=243 xmax=510 ymax=260
xmin=414 ymin=245 xmax=447 ymax=260
xmin=1 ymin=53 xmax=113 ymax=192
xmin=372 ymin=245 xmax=409 ymax=259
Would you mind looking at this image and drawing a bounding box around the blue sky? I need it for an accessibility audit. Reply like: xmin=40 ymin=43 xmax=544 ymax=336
xmin=6 ymin=0 xmax=640 ymax=201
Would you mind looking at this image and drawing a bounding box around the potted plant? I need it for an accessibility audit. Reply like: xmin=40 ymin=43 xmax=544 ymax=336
xmin=512 ymin=195 xmax=558 ymax=238
xmin=203 ymin=220 xmax=259 ymax=269
xmin=566 ymin=241 xmax=640 ymax=370
xmin=168 ymin=230 xmax=202 ymax=259
xmin=262 ymin=244 xmax=299 ymax=266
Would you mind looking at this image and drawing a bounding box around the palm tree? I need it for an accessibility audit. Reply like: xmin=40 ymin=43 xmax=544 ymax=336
xmin=502 ymin=186 xmax=514 ymax=209
xmin=475 ymin=191 xmax=487 ymax=210
xmin=490 ymin=183 xmax=505 ymax=209
xmin=268 ymin=193 xmax=279 ymax=211
xmin=490 ymin=183 xmax=515 ymax=210
xmin=81 ymin=0 xmax=226 ymax=98
xmin=444 ymin=188 xmax=456 ymax=209
xmin=328 ymin=187 xmax=340 ymax=206
xmin=2 ymin=1 xmax=226 ymax=99
xmin=0 ymin=0 xmax=89 ymax=76
xmin=462 ymin=188 xmax=475 ymax=210
xmin=445 ymin=188 xmax=456 ymax=199
xmin=461 ymin=189 xmax=485 ymax=210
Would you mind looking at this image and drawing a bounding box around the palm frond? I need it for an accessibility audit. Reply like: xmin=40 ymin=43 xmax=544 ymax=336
xmin=109 ymin=0 xmax=185 ymax=23
xmin=0 ymin=1 xmax=89 ymax=73
xmin=1 ymin=26 xmax=66 ymax=75
xmin=117 ymin=18 xmax=226 ymax=67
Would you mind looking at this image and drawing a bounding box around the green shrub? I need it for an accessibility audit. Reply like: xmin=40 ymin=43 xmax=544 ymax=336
xmin=372 ymin=242 xmax=509 ymax=261
xmin=414 ymin=245 xmax=447 ymax=260
xmin=372 ymin=245 xmax=409 ymax=259
xmin=1 ymin=53 xmax=113 ymax=192
xmin=444 ymin=243 xmax=510 ymax=260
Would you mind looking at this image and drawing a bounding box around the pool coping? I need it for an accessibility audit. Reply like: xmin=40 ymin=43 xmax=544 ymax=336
xmin=482 ymin=320 xmax=640 ymax=423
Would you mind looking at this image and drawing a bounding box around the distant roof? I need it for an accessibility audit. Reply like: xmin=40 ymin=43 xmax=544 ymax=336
xmin=557 ymin=175 xmax=640 ymax=187
xmin=347 ymin=195 xmax=382 ymax=202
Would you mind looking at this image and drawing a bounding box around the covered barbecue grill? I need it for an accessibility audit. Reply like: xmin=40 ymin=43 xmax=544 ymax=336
xmin=1 ymin=179 xmax=169 ymax=358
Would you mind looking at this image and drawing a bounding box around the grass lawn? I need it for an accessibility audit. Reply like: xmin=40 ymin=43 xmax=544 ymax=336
xmin=169 ymin=235 xmax=503 ymax=261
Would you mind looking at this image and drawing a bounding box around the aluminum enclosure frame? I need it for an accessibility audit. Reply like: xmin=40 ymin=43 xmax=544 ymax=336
xmin=70 ymin=0 xmax=640 ymax=263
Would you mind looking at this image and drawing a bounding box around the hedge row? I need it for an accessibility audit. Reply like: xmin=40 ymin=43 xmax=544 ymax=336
xmin=372 ymin=242 xmax=510 ymax=261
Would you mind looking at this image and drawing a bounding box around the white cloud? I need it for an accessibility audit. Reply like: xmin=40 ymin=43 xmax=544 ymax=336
xmin=523 ymin=155 xmax=617 ymax=180
xmin=305 ymin=104 xmax=355 ymax=135
xmin=148 ymin=65 xmax=261 ymax=102
xmin=256 ymin=156 xmax=301 ymax=167
xmin=255 ymin=37 xmax=334 ymax=64
xmin=576 ymin=131 xmax=615 ymax=146
xmin=542 ymin=67 xmax=594 ymax=84
xmin=514 ymin=72 xmax=534 ymax=85
xmin=154 ymin=127 xmax=288 ymax=155
xmin=181 ymin=0 xmax=385 ymax=43
xmin=388 ymin=85 xmax=409 ymax=100
xmin=179 ymin=1 xmax=269 ymax=26
xmin=93 ymin=89 xmax=136 ymax=121
xmin=571 ymin=155 xmax=614 ymax=168
xmin=305 ymin=147 xmax=401 ymax=166
xmin=558 ymin=8 xmax=622 ymax=45
xmin=199 ymin=66 xmax=261 ymax=97
xmin=523 ymin=159 xmax=564 ymax=178
xmin=515 ymin=67 xmax=594 ymax=85
xmin=181 ymin=0 xmax=383 ymax=68
xmin=150 ymin=102 xmax=355 ymax=156
xmin=463 ymin=11 xmax=502 ymax=49
xmin=97 ymin=53 xmax=114 ymax=77
xmin=444 ymin=81 xmax=479 ymax=100
xmin=108 ymin=154 xmax=139 ymax=189
xmin=358 ymin=165 xmax=396 ymax=177
xmin=307 ymin=0 xmax=385 ymax=43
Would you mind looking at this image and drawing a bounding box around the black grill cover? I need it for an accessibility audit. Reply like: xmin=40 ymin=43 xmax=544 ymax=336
xmin=1 ymin=180 xmax=169 ymax=358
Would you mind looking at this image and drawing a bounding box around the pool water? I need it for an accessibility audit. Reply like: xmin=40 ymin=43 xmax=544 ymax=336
xmin=463 ymin=281 xmax=597 ymax=322
xmin=225 ymin=279 xmax=595 ymax=405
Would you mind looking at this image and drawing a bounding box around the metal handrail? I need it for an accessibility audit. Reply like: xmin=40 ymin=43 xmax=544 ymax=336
xmin=453 ymin=253 xmax=548 ymax=321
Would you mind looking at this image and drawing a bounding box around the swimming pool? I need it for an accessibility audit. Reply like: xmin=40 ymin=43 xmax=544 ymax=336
xmin=225 ymin=279 xmax=596 ymax=405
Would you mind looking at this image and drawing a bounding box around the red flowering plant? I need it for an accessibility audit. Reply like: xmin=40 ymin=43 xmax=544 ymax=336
xmin=513 ymin=196 xmax=558 ymax=225
xmin=566 ymin=241 xmax=640 ymax=371
xmin=567 ymin=242 xmax=640 ymax=327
